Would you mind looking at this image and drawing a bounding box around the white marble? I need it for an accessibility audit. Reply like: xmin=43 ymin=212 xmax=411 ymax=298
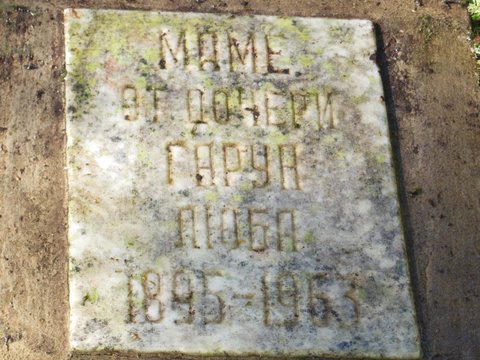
xmin=65 ymin=9 xmax=420 ymax=358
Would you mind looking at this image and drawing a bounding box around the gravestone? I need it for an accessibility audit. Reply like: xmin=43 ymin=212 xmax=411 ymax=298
xmin=65 ymin=9 xmax=420 ymax=358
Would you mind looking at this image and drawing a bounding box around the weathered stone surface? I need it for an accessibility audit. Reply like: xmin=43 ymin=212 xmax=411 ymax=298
xmin=65 ymin=9 xmax=419 ymax=358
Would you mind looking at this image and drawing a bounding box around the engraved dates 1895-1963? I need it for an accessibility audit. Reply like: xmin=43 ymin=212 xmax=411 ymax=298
xmin=128 ymin=269 xmax=359 ymax=328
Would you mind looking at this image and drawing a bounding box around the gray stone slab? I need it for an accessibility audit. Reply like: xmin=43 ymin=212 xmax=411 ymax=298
xmin=65 ymin=9 xmax=420 ymax=358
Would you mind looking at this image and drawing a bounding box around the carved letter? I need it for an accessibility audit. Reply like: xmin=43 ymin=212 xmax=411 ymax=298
xmin=279 ymin=144 xmax=301 ymax=190
xmin=213 ymin=90 xmax=230 ymax=124
xmin=142 ymin=270 xmax=163 ymax=323
xmin=309 ymin=273 xmax=331 ymax=327
xmin=172 ymin=269 xmax=195 ymax=324
xmin=265 ymin=90 xmax=289 ymax=126
xmin=152 ymin=86 xmax=166 ymax=123
xmin=187 ymin=89 xmax=205 ymax=124
xmin=223 ymin=143 xmax=241 ymax=186
xmin=291 ymin=91 xmax=323 ymax=128
xmin=277 ymin=209 xmax=296 ymax=251
xmin=318 ymin=90 xmax=335 ymax=129
xmin=198 ymin=32 xmax=220 ymax=71
xmin=248 ymin=208 xmax=268 ymax=251
xmin=166 ymin=141 xmax=188 ymax=186
xmin=122 ymin=85 xmax=138 ymax=121
xmin=228 ymin=32 xmax=257 ymax=73
xmin=221 ymin=208 xmax=240 ymax=249
xmin=176 ymin=206 xmax=198 ymax=248
xmin=159 ymin=30 xmax=189 ymax=69
xmin=265 ymin=34 xmax=289 ymax=74
xmin=251 ymin=144 xmax=269 ymax=188
xmin=202 ymin=270 xmax=225 ymax=324
xmin=276 ymin=272 xmax=299 ymax=325
xmin=195 ymin=143 xmax=214 ymax=186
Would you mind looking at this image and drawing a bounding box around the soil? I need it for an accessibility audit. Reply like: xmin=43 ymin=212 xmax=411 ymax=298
xmin=0 ymin=0 xmax=479 ymax=359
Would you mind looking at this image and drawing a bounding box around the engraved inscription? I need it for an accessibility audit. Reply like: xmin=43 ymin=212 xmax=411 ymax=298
xmin=175 ymin=205 xmax=299 ymax=251
xmin=128 ymin=269 xmax=360 ymax=327
xmin=157 ymin=29 xmax=287 ymax=74
xmin=119 ymin=85 xmax=338 ymax=130
xmin=165 ymin=142 xmax=302 ymax=190
xmin=67 ymin=10 xmax=420 ymax=357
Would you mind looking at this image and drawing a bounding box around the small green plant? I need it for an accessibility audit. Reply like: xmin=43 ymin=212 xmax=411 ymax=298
xmin=468 ymin=0 xmax=480 ymax=21
xmin=466 ymin=0 xmax=480 ymax=72
xmin=419 ymin=15 xmax=434 ymax=44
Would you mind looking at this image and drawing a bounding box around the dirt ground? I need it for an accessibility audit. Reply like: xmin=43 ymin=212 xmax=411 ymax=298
xmin=0 ymin=0 xmax=479 ymax=359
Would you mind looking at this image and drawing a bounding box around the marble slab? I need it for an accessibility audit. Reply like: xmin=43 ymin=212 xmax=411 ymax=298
xmin=65 ymin=9 xmax=420 ymax=358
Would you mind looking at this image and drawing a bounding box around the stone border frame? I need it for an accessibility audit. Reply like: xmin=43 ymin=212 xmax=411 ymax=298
xmin=0 ymin=1 xmax=479 ymax=359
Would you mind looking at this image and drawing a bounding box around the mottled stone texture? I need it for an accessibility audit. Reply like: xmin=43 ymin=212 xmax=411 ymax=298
xmin=0 ymin=1 xmax=479 ymax=360
xmin=66 ymin=10 xmax=418 ymax=357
